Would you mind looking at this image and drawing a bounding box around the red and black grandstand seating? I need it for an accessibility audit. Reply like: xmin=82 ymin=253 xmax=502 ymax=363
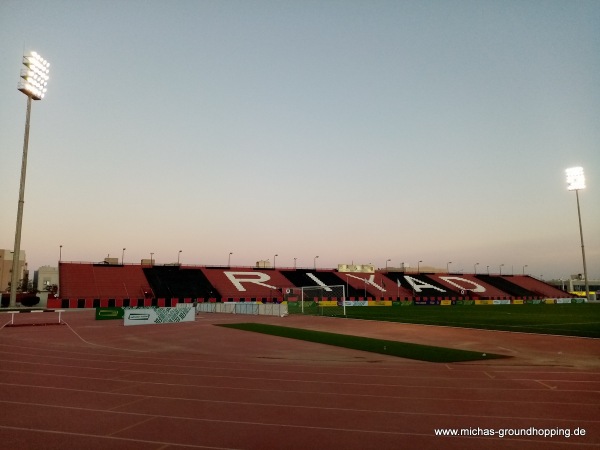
xmin=48 ymin=262 xmax=572 ymax=309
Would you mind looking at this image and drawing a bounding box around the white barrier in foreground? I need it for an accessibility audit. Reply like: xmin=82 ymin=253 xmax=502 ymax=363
xmin=195 ymin=302 xmax=288 ymax=317
xmin=1 ymin=309 xmax=64 ymax=327
xmin=124 ymin=307 xmax=195 ymax=326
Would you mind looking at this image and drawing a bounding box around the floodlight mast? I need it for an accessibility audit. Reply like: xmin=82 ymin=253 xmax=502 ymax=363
xmin=9 ymin=51 xmax=49 ymax=308
xmin=566 ymin=167 xmax=590 ymax=302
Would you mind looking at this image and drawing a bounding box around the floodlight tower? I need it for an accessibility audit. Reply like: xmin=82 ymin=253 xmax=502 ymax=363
xmin=566 ymin=167 xmax=590 ymax=301
xmin=9 ymin=51 xmax=50 ymax=308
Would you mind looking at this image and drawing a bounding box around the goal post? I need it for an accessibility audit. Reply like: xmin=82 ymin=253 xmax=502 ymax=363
xmin=296 ymin=285 xmax=346 ymax=315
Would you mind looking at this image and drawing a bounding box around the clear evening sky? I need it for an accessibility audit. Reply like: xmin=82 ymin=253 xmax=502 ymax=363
xmin=1 ymin=1 xmax=598 ymax=280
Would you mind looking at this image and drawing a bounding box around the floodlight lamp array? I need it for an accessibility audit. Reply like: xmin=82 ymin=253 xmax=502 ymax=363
xmin=566 ymin=166 xmax=585 ymax=191
xmin=18 ymin=51 xmax=50 ymax=100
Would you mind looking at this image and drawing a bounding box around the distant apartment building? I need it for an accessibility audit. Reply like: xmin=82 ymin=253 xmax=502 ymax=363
xmin=0 ymin=249 xmax=27 ymax=292
xmin=34 ymin=266 xmax=59 ymax=293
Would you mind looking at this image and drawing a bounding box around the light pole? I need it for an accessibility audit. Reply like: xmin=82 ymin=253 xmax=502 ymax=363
xmin=122 ymin=248 xmax=126 ymax=265
xmin=474 ymin=262 xmax=479 ymax=274
xmin=314 ymin=255 xmax=319 ymax=270
xmin=228 ymin=252 xmax=233 ymax=267
xmin=150 ymin=253 xmax=154 ymax=266
xmin=178 ymin=250 xmax=182 ymax=265
xmin=486 ymin=265 xmax=490 ymax=275
xmin=294 ymin=257 xmax=297 ymax=269
xmin=522 ymin=265 xmax=528 ymax=275
xmin=417 ymin=260 xmax=422 ymax=274
xmin=566 ymin=167 xmax=590 ymax=301
xmin=499 ymin=264 xmax=504 ymax=276
xmin=385 ymin=259 xmax=391 ymax=270
xmin=9 ymin=51 xmax=50 ymax=308
xmin=447 ymin=261 xmax=452 ymax=273
xmin=273 ymin=254 xmax=278 ymax=269
xmin=59 ymin=245 xmax=62 ymax=262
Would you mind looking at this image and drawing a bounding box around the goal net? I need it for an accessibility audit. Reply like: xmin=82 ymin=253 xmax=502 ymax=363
xmin=285 ymin=285 xmax=346 ymax=316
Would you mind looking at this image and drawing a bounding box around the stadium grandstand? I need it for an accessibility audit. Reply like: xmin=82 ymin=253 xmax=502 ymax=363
xmin=44 ymin=260 xmax=575 ymax=309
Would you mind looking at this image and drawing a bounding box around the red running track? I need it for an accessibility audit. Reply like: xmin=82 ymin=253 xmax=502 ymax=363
xmin=0 ymin=310 xmax=598 ymax=449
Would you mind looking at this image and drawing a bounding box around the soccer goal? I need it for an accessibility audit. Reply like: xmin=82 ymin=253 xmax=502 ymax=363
xmin=286 ymin=285 xmax=346 ymax=316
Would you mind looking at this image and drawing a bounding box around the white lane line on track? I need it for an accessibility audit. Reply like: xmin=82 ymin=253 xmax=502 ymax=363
xmin=0 ymin=401 xmax=598 ymax=446
xmin=1 ymin=389 xmax=599 ymax=422
xmin=0 ymin=424 xmax=597 ymax=448
xmin=62 ymin=320 xmax=154 ymax=353
xmin=107 ymin=415 xmax=156 ymax=436
xmin=0 ymin=425 xmax=238 ymax=449
xmin=0 ymin=362 xmax=560 ymax=393
xmin=536 ymin=380 xmax=558 ymax=390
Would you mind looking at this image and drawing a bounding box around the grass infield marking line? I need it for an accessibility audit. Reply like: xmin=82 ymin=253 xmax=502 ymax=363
xmin=217 ymin=323 xmax=508 ymax=363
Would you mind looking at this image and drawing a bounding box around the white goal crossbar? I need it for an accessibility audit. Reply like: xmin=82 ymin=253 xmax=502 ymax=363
xmin=298 ymin=285 xmax=346 ymax=315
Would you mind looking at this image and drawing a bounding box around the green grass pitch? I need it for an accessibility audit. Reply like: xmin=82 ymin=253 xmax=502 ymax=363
xmin=289 ymin=303 xmax=600 ymax=338
xmin=218 ymin=323 xmax=507 ymax=362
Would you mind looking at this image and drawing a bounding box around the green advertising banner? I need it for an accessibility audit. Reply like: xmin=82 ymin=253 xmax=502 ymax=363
xmin=95 ymin=307 xmax=124 ymax=320
xmin=525 ymin=300 xmax=542 ymax=305
xmin=456 ymin=300 xmax=475 ymax=306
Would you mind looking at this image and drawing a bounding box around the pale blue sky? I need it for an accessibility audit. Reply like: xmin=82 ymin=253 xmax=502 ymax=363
xmin=1 ymin=0 xmax=598 ymax=279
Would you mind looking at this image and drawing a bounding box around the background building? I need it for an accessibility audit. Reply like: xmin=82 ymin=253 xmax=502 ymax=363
xmin=548 ymin=275 xmax=599 ymax=300
xmin=33 ymin=266 xmax=59 ymax=293
xmin=0 ymin=249 xmax=26 ymax=292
